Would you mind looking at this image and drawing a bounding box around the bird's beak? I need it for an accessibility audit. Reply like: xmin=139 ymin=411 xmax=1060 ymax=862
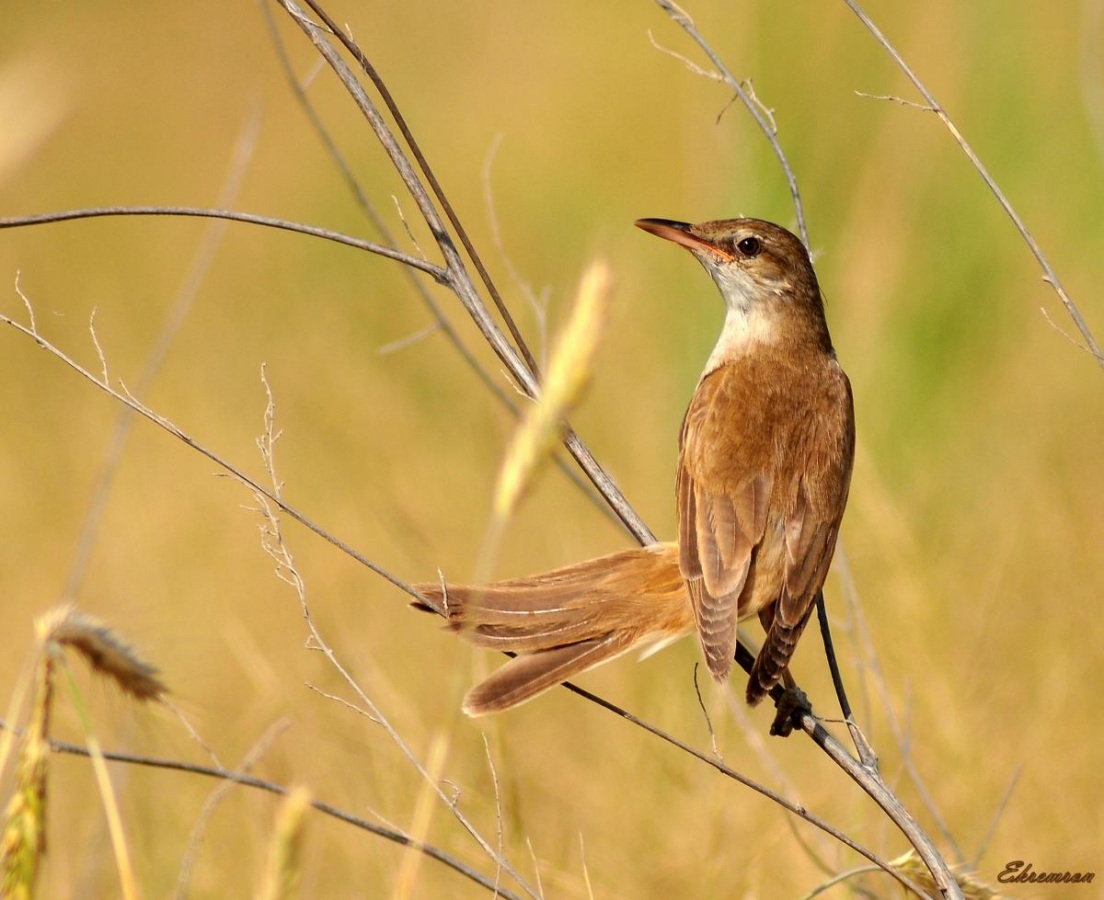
xmin=634 ymin=218 xmax=734 ymax=261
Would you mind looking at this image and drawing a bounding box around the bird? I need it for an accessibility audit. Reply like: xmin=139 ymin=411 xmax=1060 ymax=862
xmin=414 ymin=216 xmax=855 ymax=719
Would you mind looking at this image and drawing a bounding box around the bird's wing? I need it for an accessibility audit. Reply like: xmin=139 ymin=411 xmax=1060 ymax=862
xmin=746 ymin=369 xmax=855 ymax=704
xmin=677 ymin=368 xmax=771 ymax=681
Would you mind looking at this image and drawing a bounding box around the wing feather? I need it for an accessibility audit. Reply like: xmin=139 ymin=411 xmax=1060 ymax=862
xmin=677 ymin=369 xmax=773 ymax=681
xmin=746 ymin=367 xmax=855 ymax=704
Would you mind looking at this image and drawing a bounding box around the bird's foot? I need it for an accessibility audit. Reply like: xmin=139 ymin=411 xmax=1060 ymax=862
xmin=769 ymin=683 xmax=811 ymax=737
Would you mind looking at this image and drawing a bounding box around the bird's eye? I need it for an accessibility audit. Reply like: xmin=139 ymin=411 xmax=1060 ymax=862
xmin=736 ymin=236 xmax=762 ymax=257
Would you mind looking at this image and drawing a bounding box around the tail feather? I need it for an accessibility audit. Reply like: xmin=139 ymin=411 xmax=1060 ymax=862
xmin=414 ymin=541 xmax=812 ymax=714
xmin=413 ymin=543 xmax=694 ymax=714
xmin=462 ymin=633 xmax=635 ymax=715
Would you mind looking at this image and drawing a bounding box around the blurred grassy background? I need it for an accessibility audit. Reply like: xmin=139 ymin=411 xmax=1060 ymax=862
xmin=2 ymin=1 xmax=1102 ymax=896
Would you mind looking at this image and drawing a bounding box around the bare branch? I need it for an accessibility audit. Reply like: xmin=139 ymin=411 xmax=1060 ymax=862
xmin=815 ymin=592 xmax=878 ymax=768
xmin=843 ymin=0 xmax=1104 ymax=368
xmin=559 ymin=677 xmax=932 ymax=898
xmin=260 ymin=0 xmax=510 ymax=398
xmin=1041 ymin=305 xmax=1098 ymax=357
xmin=652 ymin=0 xmax=810 ymax=247
xmin=0 ymin=299 xmax=416 ymax=601
xmin=62 ymin=111 xmax=262 ymax=603
xmin=854 ymin=90 xmax=936 ymax=112
xmin=305 ymin=683 xmax=381 ymax=725
xmin=249 ymin=367 xmax=540 ymax=898
xmin=12 ymin=272 xmax=37 ymax=335
xmin=375 ymin=322 xmax=441 ymax=355
xmin=480 ymin=734 xmax=507 ymax=899
xmin=296 ymin=0 xmax=542 ymax=379
xmin=691 ymin=664 xmax=721 ymax=760
xmin=0 ymin=207 xmax=448 ymax=282
xmin=646 ymin=28 xmax=722 ymax=81
xmin=258 ymin=3 xmax=616 ymax=526
xmin=971 ymin=765 xmax=1021 ymax=870
xmin=23 ymin=730 xmax=525 ymax=900
xmin=276 ymin=0 xmax=655 ymax=545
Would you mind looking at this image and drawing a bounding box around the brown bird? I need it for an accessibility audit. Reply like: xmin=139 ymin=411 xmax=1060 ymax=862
xmin=415 ymin=217 xmax=854 ymax=717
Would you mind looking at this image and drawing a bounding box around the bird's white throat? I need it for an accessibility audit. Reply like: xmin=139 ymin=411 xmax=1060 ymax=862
xmin=701 ymin=305 xmax=779 ymax=377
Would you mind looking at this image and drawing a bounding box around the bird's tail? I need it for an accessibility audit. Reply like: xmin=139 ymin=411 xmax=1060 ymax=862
xmin=413 ymin=543 xmax=694 ymax=715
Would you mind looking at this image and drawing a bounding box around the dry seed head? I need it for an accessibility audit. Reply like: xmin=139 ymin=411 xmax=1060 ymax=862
xmin=41 ymin=605 xmax=167 ymax=702
xmin=890 ymin=850 xmax=1001 ymax=900
xmin=494 ymin=259 xmax=612 ymax=519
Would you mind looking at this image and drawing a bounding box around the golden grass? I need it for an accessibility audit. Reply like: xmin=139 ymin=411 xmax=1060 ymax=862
xmin=1 ymin=607 xmax=163 ymax=899
xmin=0 ymin=635 xmax=53 ymax=900
xmin=1 ymin=1 xmax=1102 ymax=896
xmin=257 ymin=785 xmax=311 ymax=900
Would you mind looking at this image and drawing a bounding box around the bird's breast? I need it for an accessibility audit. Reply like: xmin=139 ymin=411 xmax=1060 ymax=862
xmin=683 ymin=353 xmax=851 ymax=513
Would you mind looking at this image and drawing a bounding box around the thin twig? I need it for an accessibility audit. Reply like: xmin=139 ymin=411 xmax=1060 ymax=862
xmin=1041 ymin=305 xmax=1099 ymax=357
xmin=18 ymin=730 xmax=524 ymax=900
xmin=691 ymin=664 xmax=721 ymax=760
xmin=559 ymin=679 xmax=932 ymax=899
xmin=375 ymin=322 xmax=441 ymax=355
xmin=250 ymin=368 xmax=540 ymax=898
xmin=524 ymin=838 xmax=544 ymax=900
xmin=298 ymin=0 xmax=542 ymax=380
xmin=481 ymin=135 xmax=549 ymax=364
xmin=843 ymin=0 xmax=1103 ymax=368
xmin=0 ymin=207 xmax=447 ymax=282
xmin=480 ymin=733 xmax=507 ymax=899
xmin=799 ymin=863 xmax=884 ymax=899
xmin=647 ymin=28 xmax=722 ymax=80
xmin=276 ymin=0 xmax=654 ymax=546
xmin=304 ymin=683 xmax=382 ymax=725
xmin=62 ymin=111 xmax=262 ymax=603
xmin=259 ymin=3 xmax=529 ymax=416
xmin=853 ymin=90 xmax=936 ymax=112
xmin=652 ymin=0 xmax=810 ymax=248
